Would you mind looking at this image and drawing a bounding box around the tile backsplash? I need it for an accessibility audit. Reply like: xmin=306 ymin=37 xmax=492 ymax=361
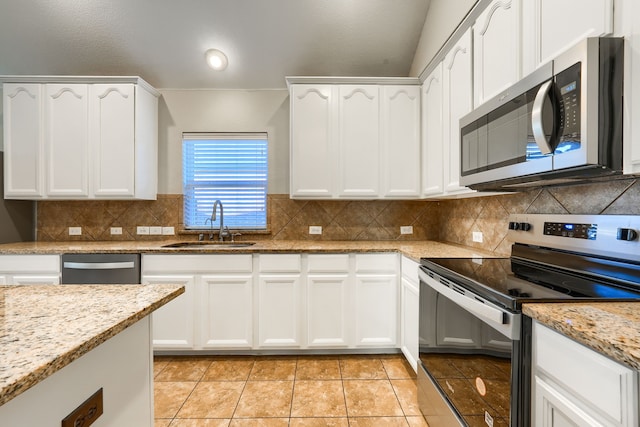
xmin=36 ymin=178 xmax=640 ymax=255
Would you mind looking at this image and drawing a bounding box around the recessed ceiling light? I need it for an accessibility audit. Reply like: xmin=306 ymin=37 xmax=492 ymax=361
xmin=205 ymin=49 xmax=228 ymax=71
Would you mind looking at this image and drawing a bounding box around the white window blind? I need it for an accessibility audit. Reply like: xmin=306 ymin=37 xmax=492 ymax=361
xmin=183 ymin=133 xmax=268 ymax=230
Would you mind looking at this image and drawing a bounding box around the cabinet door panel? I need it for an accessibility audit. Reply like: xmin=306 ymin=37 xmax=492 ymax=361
xmin=3 ymin=83 xmax=43 ymax=198
xmin=355 ymin=274 xmax=397 ymax=346
xmin=290 ymin=85 xmax=334 ymax=198
xmin=258 ymin=275 xmax=301 ymax=347
xmin=91 ymin=84 xmax=135 ymax=197
xmin=422 ymin=65 xmax=445 ymax=196
xmin=200 ymin=275 xmax=253 ymax=348
xmin=401 ymin=276 xmax=419 ymax=371
xmin=338 ymin=85 xmax=379 ymax=197
xmin=143 ymin=274 xmax=195 ymax=349
xmin=45 ymin=84 xmax=89 ymax=197
xmin=380 ymin=85 xmax=421 ymax=198
xmin=307 ymin=274 xmax=349 ymax=347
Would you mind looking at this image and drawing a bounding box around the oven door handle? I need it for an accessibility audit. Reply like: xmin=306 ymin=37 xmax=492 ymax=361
xmin=424 ymin=274 xmax=506 ymax=327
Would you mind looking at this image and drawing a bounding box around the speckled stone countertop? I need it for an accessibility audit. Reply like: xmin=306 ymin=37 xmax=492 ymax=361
xmin=523 ymin=302 xmax=640 ymax=370
xmin=0 ymin=240 xmax=498 ymax=262
xmin=0 ymin=284 xmax=184 ymax=407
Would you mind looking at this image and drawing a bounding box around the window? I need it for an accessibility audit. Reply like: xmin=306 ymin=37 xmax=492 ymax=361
xmin=183 ymin=132 xmax=268 ymax=230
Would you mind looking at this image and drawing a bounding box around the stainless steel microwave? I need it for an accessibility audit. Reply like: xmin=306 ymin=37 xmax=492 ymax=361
xmin=460 ymin=37 xmax=623 ymax=191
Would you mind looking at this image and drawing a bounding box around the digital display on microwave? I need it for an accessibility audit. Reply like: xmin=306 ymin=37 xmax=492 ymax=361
xmin=561 ymin=81 xmax=577 ymax=95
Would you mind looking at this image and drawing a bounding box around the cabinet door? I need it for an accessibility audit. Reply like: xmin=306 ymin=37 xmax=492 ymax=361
xmin=354 ymin=274 xmax=397 ymax=346
xmin=143 ymin=274 xmax=195 ymax=349
xmin=401 ymin=276 xmax=419 ymax=371
xmin=443 ymin=29 xmax=474 ymax=195
xmin=473 ymin=0 xmax=521 ymax=107
xmin=421 ymin=64 xmax=445 ymax=196
xmin=90 ymin=84 xmax=135 ymax=198
xmin=338 ymin=85 xmax=379 ymax=198
xmin=290 ymin=85 xmax=335 ymax=198
xmin=257 ymin=274 xmax=301 ymax=347
xmin=11 ymin=274 xmax=60 ymax=285
xmin=200 ymin=274 xmax=253 ymax=349
xmin=45 ymin=84 xmax=89 ymax=197
xmin=307 ymin=274 xmax=349 ymax=347
xmin=534 ymin=376 xmax=601 ymax=427
xmin=380 ymin=85 xmax=421 ymax=198
xmin=3 ymin=83 xmax=44 ymax=198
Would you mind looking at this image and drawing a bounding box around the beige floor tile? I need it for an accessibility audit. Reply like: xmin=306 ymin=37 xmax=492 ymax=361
xmin=348 ymin=417 xmax=410 ymax=426
xmin=391 ymin=379 xmax=421 ymax=416
xmin=249 ymin=357 xmax=297 ymax=380
xmin=340 ymin=358 xmax=387 ymax=379
xmin=229 ymin=418 xmax=290 ymax=426
xmin=234 ymin=380 xmax=294 ymax=418
xmin=203 ymin=358 xmax=255 ymax=381
xmin=382 ymin=358 xmax=417 ymax=379
xmin=170 ymin=420 xmax=231 ymax=427
xmin=343 ymin=380 xmax=404 ymax=417
xmin=296 ymin=358 xmax=341 ymax=380
xmin=154 ymin=381 xmax=197 ymax=418
xmin=154 ymin=357 xmax=172 ymax=378
xmin=406 ymin=416 xmax=429 ymax=426
xmin=155 ymin=419 xmax=172 ymax=427
xmin=291 ymin=380 xmax=347 ymax=417
xmin=156 ymin=357 xmax=213 ymax=382
xmin=290 ymin=418 xmax=349 ymax=426
xmin=176 ymin=381 xmax=245 ymax=418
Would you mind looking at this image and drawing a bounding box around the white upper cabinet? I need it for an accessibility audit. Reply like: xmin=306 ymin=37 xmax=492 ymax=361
xmin=380 ymin=85 xmax=421 ymax=198
xmin=288 ymin=77 xmax=421 ymax=200
xmin=2 ymin=76 xmax=159 ymax=200
xmin=522 ymin=0 xmax=613 ymax=75
xmin=338 ymin=85 xmax=380 ymax=198
xmin=443 ymin=28 xmax=475 ymax=195
xmin=421 ymin=64 xmax=444 ymax=197
xmin=3 ymin=84 xmax=43 ymax=198
xmin=473 ymin=0 xmax=522 ymax=107
xmin=289 ymin=85 xmax=335 ymax=198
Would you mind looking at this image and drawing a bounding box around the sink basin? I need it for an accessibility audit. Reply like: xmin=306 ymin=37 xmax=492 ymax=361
xmin=162 ymin=241 xmax=256 ymax=249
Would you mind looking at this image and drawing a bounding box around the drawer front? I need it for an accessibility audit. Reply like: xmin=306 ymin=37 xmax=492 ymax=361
xmin=307 ymin=254 xmax=350 ymax=273
xmin=259 ymin=254 xmax=301 ymax=273
xmin=534 ymin=322 xmax=637 ymax=425
xmin=0 ymin=255 xmax=60 ymax=272
xmin=355 ymin=253 xmax=397 ymax=274
xmin=142 ymin=254 xmax=252 ymax=273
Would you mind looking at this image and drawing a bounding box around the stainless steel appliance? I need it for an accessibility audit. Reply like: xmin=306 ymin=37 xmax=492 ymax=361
xmin=418 ymin=214 xmax=640 ymax=426
xmin=61 ymin=253 xmax=141 ymax=284
xmin=459 ymin=37 xmax=623 ymax=191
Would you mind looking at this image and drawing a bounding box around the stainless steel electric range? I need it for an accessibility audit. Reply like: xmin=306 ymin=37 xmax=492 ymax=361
xmin=417 ymin=214 xmax=640 ymax=427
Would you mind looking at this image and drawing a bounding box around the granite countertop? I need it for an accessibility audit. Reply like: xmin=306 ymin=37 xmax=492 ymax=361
xmin=0 ymin=284 xmax=184 ymax=407
xmin=524 ymin=302 xmax=640 ymax=370
xmin=0 ymin=240 xmax=498 ymax=262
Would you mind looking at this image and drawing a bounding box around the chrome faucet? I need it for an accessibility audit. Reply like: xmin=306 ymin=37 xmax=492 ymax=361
xmin=205 ymin=199 xmax=229 ymax=241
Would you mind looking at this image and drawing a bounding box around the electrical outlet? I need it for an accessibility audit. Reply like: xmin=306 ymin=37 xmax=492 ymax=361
xmin=309 ymin=225 xmax=323 ymax=235
xmin=162 ymin=226 xmax=175 ymax=235
xmin=149 ymin=226 xmax=163 ymax=235
xmin=472 ymin=231 xmax=483 ymax=243
xmin=68 ymin=227 xmax=82 ymax=236
xmin=110 ymin=227 xmax=122 ymax=235
xmin=400 ymin=226 xmax=413 ymax=235
xmin=136 ymin=226 xmax=150 ymax=235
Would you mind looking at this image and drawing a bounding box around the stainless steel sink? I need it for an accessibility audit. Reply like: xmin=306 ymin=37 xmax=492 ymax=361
xmin=162 ymin=241 xmax=256 ymax=249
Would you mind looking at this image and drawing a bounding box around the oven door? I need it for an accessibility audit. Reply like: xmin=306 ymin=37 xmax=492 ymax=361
xmin=418 ymin=267 xmax=527 ymax=427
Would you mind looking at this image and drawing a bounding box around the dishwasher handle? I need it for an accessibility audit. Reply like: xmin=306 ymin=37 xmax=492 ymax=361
xmin=63 ymin=261 xmax=136 ymax=270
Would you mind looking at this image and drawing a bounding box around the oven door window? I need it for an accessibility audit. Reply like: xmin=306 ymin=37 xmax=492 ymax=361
xmin=419 ymin=282 xmax=512 ymax=425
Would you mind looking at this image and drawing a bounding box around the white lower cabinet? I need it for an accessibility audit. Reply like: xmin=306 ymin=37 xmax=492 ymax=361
xmin=257 ymin=274 xmax=302 ymax=348
xmin=0 ymin=255 xmax=60 ymax=285
xmin=532 ymin=321 xmax=638 ymax=427
xmin=400 ymin=256 xmax=419 ymax=371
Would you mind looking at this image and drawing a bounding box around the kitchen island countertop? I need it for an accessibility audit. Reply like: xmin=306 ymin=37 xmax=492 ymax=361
xmin=0 ymin=283 xmax=184 ymax=407
xmin=524 ymin=302 xmax=640 ymax=370
xmin=0 ymin=239 xmax=498 ymax=262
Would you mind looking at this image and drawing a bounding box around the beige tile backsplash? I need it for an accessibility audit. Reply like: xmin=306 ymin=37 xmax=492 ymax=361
xmin=36 ymin=178 xmax=640 ymax=256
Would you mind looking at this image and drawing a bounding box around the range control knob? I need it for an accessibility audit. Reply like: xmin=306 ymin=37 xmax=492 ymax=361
xmin=519 ymin=222 xmax=532 ymax=232
xmin=508 ymin=222 xmax=520 ymax=230
xmin=617 ymin=228 xmax=638 ymax=241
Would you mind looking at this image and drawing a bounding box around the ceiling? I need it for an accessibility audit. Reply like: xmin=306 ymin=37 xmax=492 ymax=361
xmin=0 ymin=0 xmax=430 ymax=89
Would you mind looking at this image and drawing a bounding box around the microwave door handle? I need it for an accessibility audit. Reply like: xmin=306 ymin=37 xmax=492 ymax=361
xmin=531 ymin=80 xmax=554 ymax=155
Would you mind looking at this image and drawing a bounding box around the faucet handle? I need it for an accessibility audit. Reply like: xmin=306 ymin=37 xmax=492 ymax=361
xmin=231 ymin=232 xmax=242 ymax=242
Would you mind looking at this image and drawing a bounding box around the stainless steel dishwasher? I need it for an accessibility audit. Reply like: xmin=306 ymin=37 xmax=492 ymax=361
xmin=61 ymin=253 xmax=141 ymax=284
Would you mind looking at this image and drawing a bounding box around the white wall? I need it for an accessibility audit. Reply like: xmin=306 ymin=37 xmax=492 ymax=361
xmin=157 ymin=89 xmax=290 ymax=194
xmin=409 ymin=0 xmax=477 ymax=77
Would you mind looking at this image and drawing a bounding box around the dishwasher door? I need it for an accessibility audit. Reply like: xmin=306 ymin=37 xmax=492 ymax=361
xmin=61 ymin=253 xmax=141 ymax=284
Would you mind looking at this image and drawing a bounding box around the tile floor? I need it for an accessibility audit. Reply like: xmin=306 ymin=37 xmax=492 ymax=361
xmin=154 ymin=354 xmax=429 ymax=427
